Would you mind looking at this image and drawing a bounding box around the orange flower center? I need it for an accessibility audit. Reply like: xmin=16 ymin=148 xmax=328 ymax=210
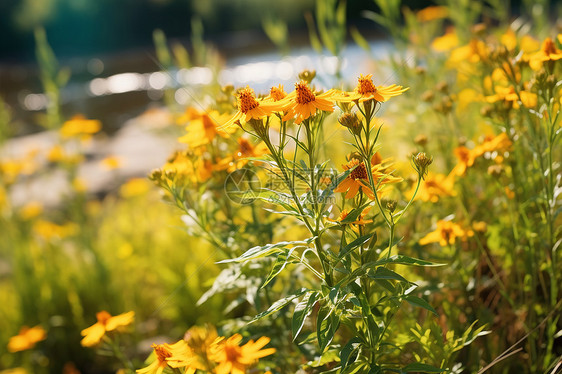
xmin=295 ymin=81 xmax=316 ymax=104
xmin=441 ymin=227 xmax=453 ymax=242
xmin=237 ymin=139 xmax=254 ymax=157
xmin=350 ymin=163 xmax=368 ymax=180
xmin=96 ymin=311 xmax=112 ymax=325
xmin=270 ymin=85 xmax=287 ymax=101
xmin=543 ymin=37 xmax=557 ymax=55
xmin=153 ymin=344 xmax=173 ymax=361
xmin=356 ymin=75 xmax=377 ymax=95
xmin=224 ymin=344 xmax=241 ymax=362
xmin=238 ymin=88 xmax=260 ymax=113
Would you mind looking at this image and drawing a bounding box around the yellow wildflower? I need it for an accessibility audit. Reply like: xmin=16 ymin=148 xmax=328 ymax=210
xmin=416 ymin=6 xmax=448 ymax=22
xmin=529 ymin=37 xmax=562 ymax=70
xmin=217 ymin=138 xmax=269 ymax=172
xmin=485 ymin=86 xmax=537 ymax=109
xmin=80 ymin=311 xmax=134 ymax=347
xmin=137 ymin=341 xmax=198 ymax=374
xmin=209 ymin=334 xmax=275 ymax=374
xmin=221 ymin=87 xmax=283 ymax=130
xmin=100 ymin=156 xmax=122 ymax=170
xmin=410 ymin=172 xmax=455 ymax=203
xmin=431 ymin=28 xmax=459 ymax=51
xmin=472 ymin=133 xmax=512 ymax=158
xmin=120 ymin=178 xmax=151 ymax=198
xmin=337 ymin=74 xmax=408 ymax=104
xmin=450 ymin=146 xmax=476 ymax=177
xmin=19 ymin=202 xmax=43 ymax=220
xmin=334 ymin=154 xmax=402 ymax=200
xmin=33 ymin=220 xmax=77 ymax=241
xmin=8 ymin=326 xmax=47 ymax=353
xmin=60 ymin=115 xmax=101 ymax=139
xmin=419 ymin=220 xmax=473 ymax=246
xmin=281 ymin=81 xmax=339 ymax=124
xmin=179 ymin=110 xmax=235 ymax=148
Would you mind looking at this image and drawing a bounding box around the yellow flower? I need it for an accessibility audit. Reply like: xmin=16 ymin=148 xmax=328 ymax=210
xmin=265 ymin=84 xmax=288 ymax=102
xmin=179 ymin=110 xmax=235 ymax=148
xmin=19 ymin=201 xmax=43 ymax=220
xmin=8 ymin=326 xmax=47 ymax=352
xmin=500 ymin=28 xmax=517 ymax=51
xmin=431 ymin=28 xmax=459 ymax=52
xmin=450 ymin=146 xmax=476 ymax=177
xmin=410 ymin=172 xmax=455 ymax=203
xmin=280 ymin=81 xmax=340 ymax=124
xmin=80 ymin=311 xmax=134 ymax=347
xmin=337 ymin=74 xmax=408 ymax=104
xmin=100 ymin=156 xmax=122 ymax=170
xmin=137 ymin=341 xmax=198 ymax=374
xmin=209 ymin=334 xmax=276 ymax=374
xmin=447 ymin=39 xmax=487 ymax=65
xmin=529 ymin=37 xmax=562 ymax=70
xmin=334 ymin=154 xmax=401 ymax=200
xmin=120 ymin=178 xmax=151 ymax=198
xmin=33 ymin=220 xmax=77 ymax=241
xmin=419 ymin=220 xmax=473 ymax=246
xmin=217 ymin=138 xmax=269 ymax=172
xmin=485 ymin=86 xmax=537 ymax=109
xmin=328 ymin=207 xmax=373 ymax=228
xmin=416 ymin=6 xmax=448 ymax=22
xmin=221 ymin=87 xmax=283 ymax=130
xmin=60 ymin=115 xmax=101 ymax=139
xmin=472 ymin=133 xmax=512 ymax=158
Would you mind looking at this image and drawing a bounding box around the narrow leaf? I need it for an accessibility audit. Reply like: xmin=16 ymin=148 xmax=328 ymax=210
xmin=404 ymin=295 xmax=438 ymax=316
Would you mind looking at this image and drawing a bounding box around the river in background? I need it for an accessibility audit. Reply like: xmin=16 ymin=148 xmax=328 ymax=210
xmin=0 ymin=32 xmax=393 ymax=136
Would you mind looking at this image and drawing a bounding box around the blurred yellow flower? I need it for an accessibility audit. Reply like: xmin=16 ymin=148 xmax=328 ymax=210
xmin=209 ymin=334 xmax=275 ymax=374
xmin=416 ymin=6 xmax=448 ymax=22
xmin=485 ymin=86 xmax=537 ymax=109
xmin=33 ymin=220 xmax=77 ymax=241
xmin=529 ymin=37 xmax=562 ymax=70
xmin=120 ymin=178 xmax=151 ymax=198
xmin=265 ymin=84 xmax=288 ymax=102
xmin=19 ymin=201 xmax=43 ymax=220
xmin=410 ymin=173 xmax=455 ymax=203
xmin=137 ymin=341 xmax=198 ymax=374
xmin=450 ymin=146 xmax=476 ymax=177
xmin=217 ymin=138 xmax=269 ymax=172
xmin=431 ymin=29 xmax=459 ymax=51
xmin=419 ymin=220 xmax=473 ymax=246
xmin=500 ymin=28 xmax=517 ymax=51
xmin=0 ymin=368 xmax=27 ymax=374
xmin=8 ymin=326 xmax=47 ymax=352
xmin=100 ymin=156 xmax=122 ymax=170
xmin=448 ymin=39 xmax=487 ymax=65
xmin=329 ymin=207 xmax=373 ymax=227
xmin=473 ymin=133 xmax=512 ymax=158
xmin=60 ymin=115 xmax=101 ymax=139
xmin=72 ymin=178 xmax=87 ymax=192
xmin=178 ymin=110 xmax=234 ymax=148
xmin=80 ymin=311 xmax=134 ymax=347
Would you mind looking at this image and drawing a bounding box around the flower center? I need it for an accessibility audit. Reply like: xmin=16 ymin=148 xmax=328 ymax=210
xmin=96 ymin=311 xmax=112 ymax=325
xmin=356 ymin=75 xmax=377 ymax=95
xmin=153 ymin=344 xmax=173 ymax=361
xmin=237 ymin=139 xmax=254 ymax=157
xmin=350 ymin=163 xmax=368 ymax=180
xmin=238 ymin=88 xmax=260 ymax=113
xmin=225 ymin=344 xmax=241 ymax=362
xmin=270 ymin=85 xmax=287 ymax=101
xmin=295 ymin=81 xmax=316 ymax=104
xmin=543 ymin=37 xmax=557 ymax=55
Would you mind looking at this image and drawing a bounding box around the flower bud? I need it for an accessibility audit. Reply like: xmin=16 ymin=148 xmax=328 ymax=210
xmin=414 ymin=134 xmax=428 ymax=146
xmin=338 ymin=112 xmax=362 ymax=135
xmin=412 ymin=152 xmax=433 ymax=179
xmin=298 ymin=70 xmax=316 ymax=84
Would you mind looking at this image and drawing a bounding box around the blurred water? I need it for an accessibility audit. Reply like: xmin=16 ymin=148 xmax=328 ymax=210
xmin=2 ymin=39 xmax=393 ymax=134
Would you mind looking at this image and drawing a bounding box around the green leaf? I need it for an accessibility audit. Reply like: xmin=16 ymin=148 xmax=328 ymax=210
xmin=401 ymin=362 xmax=445 ymax=373
xmin=292 ymin=291 xmax=320 ymax=340
xmin=368 ymin=255 xmax=445 ymax=267
xmin=261 ymin=248 xmax=296 ymax=288
xmin=251 ymin=288 xmax=308 ymax=323
xmin=339 ymin=234 xmax=373 ymax=259
xmin=218 ymin=238 xmax=314 ymax=263
xmin=404 ymin=295 xmax=438 ymax=316
xmin=317 ymin=305 xmax=340 ymax=352
xmin=340 ymin=337 xmax=362 ymax=370
xmin=368 ymin=267 xmax=409 ymax=283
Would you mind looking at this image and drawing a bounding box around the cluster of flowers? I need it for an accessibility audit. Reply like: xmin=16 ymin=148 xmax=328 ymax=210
xmin=74 ymin=310 xmax=274 ymax=374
